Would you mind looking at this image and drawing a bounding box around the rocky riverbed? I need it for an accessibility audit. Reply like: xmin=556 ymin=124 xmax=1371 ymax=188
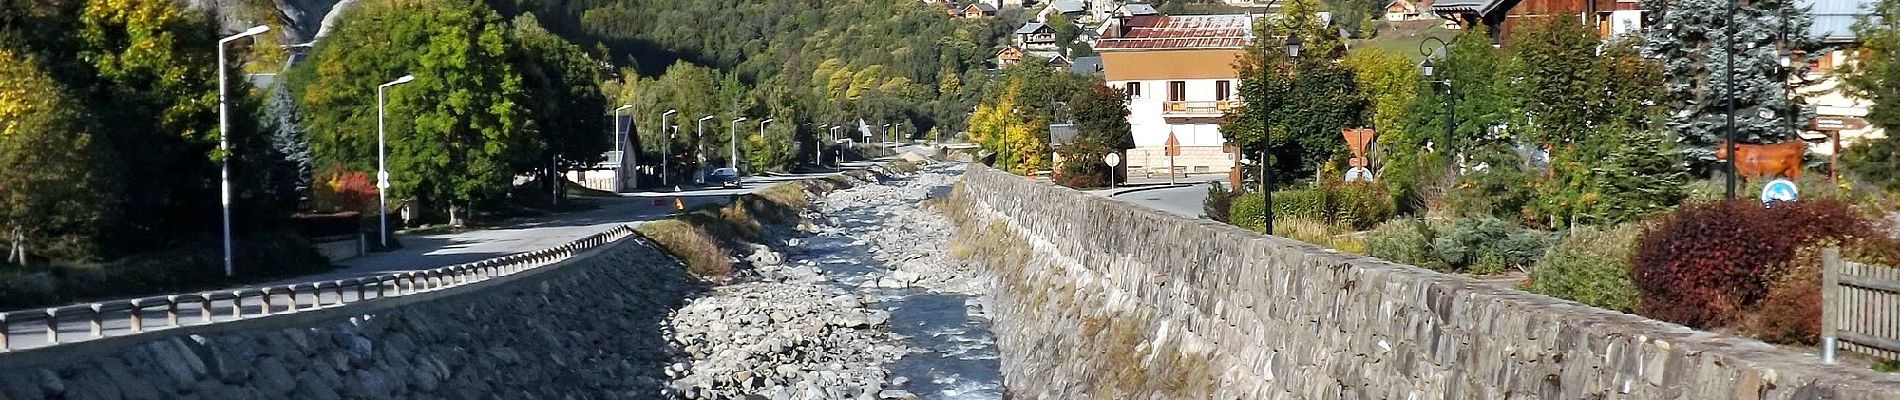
xmin=660 ymin=161 xmax=1002 ymax=399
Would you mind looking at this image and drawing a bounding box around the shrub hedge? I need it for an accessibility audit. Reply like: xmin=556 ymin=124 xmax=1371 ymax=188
xmin=1526 ymin=224 xmax=1642 ymax=313
xmin=1631 ymin=199 xmax=1883 ymax=329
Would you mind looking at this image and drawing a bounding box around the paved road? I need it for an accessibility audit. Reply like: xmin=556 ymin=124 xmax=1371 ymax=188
xmin=1098 ymin=180 xmax=1219 ymax=219
xmin=0 ymin=162 xmax=885 ymax=352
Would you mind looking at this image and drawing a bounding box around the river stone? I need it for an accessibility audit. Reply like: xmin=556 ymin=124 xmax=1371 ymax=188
xmin=252 ymin=356 xmax=296 ymax=396
xmin=1 ymin=371 xmax=45 ymax=400
xmin=292 ymin=371 xmax=341 ymax=400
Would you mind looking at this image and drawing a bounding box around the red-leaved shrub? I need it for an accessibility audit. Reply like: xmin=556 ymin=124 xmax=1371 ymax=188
xmin=313 ymin=164 xmax=378 ymax=213
xmin=1631 ymin=199 xmax=1883 ymax=328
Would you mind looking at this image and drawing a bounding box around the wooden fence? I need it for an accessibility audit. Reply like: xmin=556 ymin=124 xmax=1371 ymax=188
xmin=1822 ymin=247 xmax=1900 ymax=362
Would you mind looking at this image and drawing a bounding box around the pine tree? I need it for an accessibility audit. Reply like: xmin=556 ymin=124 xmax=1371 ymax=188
xmin=1591 ymin=127 xmax=1689 ymax=223
xmin=1643 ymin=0 xmax=1819 ymax=164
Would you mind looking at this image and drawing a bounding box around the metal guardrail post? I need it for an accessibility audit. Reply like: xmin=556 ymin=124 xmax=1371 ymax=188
xmin=129 ymin=300 xmax=144 ymax=333
xmin=0 ymin=314 xmax=8 ymax=352
xmin=260 ymin=288 xmax=274 ymax=316
xmin=231 ymin=291 xmax=244 ymax=319
xmin=1822 ymin=246 xmax=1842 ymax=364
xmin=166 ymin=295 xmax=180 ymax=327
xmin=89 ymin=304 xmax=103 ymax=338
xmin=43 ymin=308 xmax=57 ymax=345
xmin=334 ymin=281 xmax=347 ymax=307
xmin=200 ymin=294 xmax=213 ymax=323
xmin=285 ymin=286 xmax=299 ymax=313
xmin=357 ymin=279 xmax=369 ymax=301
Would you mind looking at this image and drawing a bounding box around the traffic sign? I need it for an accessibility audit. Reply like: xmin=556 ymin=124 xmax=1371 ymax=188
xmin=1761 ymin=179 xmax=1799 ymax=205
xmin=1164 ymin=133 xmax=1181 ymax=156
xmin=1103 ymin=152 xmax=1121 ymax=167
xmin=1811 ymin=116 xmax=1869 ymax=131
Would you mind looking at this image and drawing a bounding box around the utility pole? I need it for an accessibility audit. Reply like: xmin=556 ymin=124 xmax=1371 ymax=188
xmin=1724 ymin=0 xmax=1739 ymax=199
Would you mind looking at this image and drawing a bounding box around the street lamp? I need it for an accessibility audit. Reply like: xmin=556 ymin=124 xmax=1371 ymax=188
xmin=1420 ymin=37 xmax=1454 ymax=170
xmin=216 ymin=24 xmax=270 ymax=277
xmin=659 ymin=109 xmax=676 ymax=188
xmin=1724 ymin=0 xmax=1739 ymax=199
xmin=695 ymin=115 xmax=714 ymax=184
xmin=759 ymin=118 xmax=774 ymax=140
xmin=613 ymin=104 xmax=633 ymax=191
xmin=816 ymin=124 xmax=829 ymax=166
xmin=731 ymin=116 xmax=748 ymax=172
xmin=376 ymin=74 xmax=416 ymax=249
xmin=1284 ymin=34 xmax=1302 ymax=58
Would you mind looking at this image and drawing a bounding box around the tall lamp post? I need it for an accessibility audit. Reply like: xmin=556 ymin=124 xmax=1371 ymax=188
xmin=613 ymin=104 xmax=633 ymax=191
xmin=376 ymin=74 xmax=416 ymax=249
xmin=815 ymin=124 xmax=829 ymax=166
xmin=659 ymin=109 xmax=676 ymax=188
xmin=1723 ymin=0 xmax=1740 ymax=199
xmin=731 ymin=117 xmax=748 ymax=172
xmin=1419 ymin=36 xmax=1454 ymax=170
xmin=694 ymin=116 xmax=713 ymax=184
xmin=216 ymin=25 xmax=270 ymax=276
xmin=759 ymin=118 xmax=774 ymax=140
xmin=1253 ymin=17 xmax=1303 ymax=236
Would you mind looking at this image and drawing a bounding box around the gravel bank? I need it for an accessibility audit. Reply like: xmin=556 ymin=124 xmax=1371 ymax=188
xmin=660 ymin=161 xmax=995 ymax=400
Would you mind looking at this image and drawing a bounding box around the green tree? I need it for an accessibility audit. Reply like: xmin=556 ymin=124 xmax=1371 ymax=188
xmin=289 ymin=0 xmax=532 ymax=225
xmin=1068 ymin=84 xmax=1132 ymax=149
xmin=1341 ymin=50 xmax=1421 ymax=205
xmin=510 ymin=13 xmax=608 ymax=181
xmin=1840 ymin=0 xmax=1899 ymax=195
xmin=1223 ymin=0 xmax=1366 ymax=185
xmin=0 ymin=47 xmax=112 ymax=263
xmin=1643 ymin=0 xmax=1818 ymax=164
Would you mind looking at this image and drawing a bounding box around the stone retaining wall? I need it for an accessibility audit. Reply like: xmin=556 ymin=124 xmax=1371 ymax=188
xmin=0 ymin=237 xmax=695 ymax=400
xmin=950 ymin=164 xmax=1900 ymax=399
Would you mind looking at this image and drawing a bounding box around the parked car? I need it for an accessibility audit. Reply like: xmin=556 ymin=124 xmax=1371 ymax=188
xmin=710 ymin=168 xmax=742 ymax=188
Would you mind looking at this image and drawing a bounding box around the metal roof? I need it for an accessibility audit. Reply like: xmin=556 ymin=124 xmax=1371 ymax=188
xmin=1069 ymin=56 xmax=1104 ymax=74
xmin=1428 ymin=0 xmax=1506 ymax=15
xmin=1016 ymin=22 xmax=1049 ymax=34
xmin=1052 ymin=0 xmax=1086 ymax=13
xmin=1802 ymin=0 xmax=1874 ymax=42
xmin=1119 ymin=3 xmax=1159 ymax=15
xmin=1096 ymin=14 xmax=1255 ymax=50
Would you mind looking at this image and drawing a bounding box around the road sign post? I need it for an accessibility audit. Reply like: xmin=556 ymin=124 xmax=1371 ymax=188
xmin=1762 ymin=178 xmax=1799 ymax=206
xmin=1103 ymin=152 xmax=1122 ymax=189
xmin=1164 ymin=132 xmax=1181 ymax=185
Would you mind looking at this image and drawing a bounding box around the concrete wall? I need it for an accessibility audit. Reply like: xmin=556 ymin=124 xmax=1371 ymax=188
xmin=0 ymin=238 xmax=695 ymax=400
xmin=949 ymin=164 xmax=1900 ymax=399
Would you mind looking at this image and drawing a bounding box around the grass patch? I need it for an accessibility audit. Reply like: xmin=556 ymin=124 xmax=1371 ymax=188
xmin=1874 ymin=359 xmax=1900 ymax=373
xmin=635 ymin=220 xmax=733 ymax=278
xmin=1272 ymin=217 xmax=1368 ymax=254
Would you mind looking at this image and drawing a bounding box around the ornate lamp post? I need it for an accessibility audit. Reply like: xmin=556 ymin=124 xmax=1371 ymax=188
xmin=1419 ymin=36 xmax=1454 ymax=170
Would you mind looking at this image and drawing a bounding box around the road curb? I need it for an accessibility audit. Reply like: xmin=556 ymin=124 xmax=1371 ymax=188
xmin=1106 ymin=183 xmax=1197 ymax=197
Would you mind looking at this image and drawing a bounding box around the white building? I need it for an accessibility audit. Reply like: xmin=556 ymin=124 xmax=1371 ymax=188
xmin=1096 ymin=14 xmax=1252 ymax=175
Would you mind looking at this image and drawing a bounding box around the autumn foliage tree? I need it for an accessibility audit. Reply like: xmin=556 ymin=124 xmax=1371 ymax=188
xmin=0 ymin=48 xmax=112 ymax=264
xmin=968 ymin=80 xmax=1049 ymax=174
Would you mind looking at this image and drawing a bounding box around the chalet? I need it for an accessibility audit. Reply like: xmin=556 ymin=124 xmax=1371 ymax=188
xmin=1384 ymin=0 xmax=1428 ymax=21
xmin=1015 ymin=22 xmax=1058 ymax=47
xmin=1029 ymin=50 xmax=1072 ymax=70
xmin=962 ymin=2 xmax=998 ymax=18
xmin=996 ymin=45 xmax=1026 ymax=67
xmin=1037 ymin=0 xmax=1089 ymax=22
xmin=1428 ymin=0 xmax=1642 ymax=43
xmin=1069 ymin=56 xmax=1104 ymax=75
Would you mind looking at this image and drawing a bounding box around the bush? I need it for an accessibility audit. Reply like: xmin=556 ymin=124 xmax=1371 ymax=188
xmin=1229 ymin=193 xmax=1266 ymax=232
xmin=1271 ymin=188 xmax=1325 ymax=221
xmin=313 ymin=163 xmax=378 ymax=213
xmin=1271 ymin=217 xmax=1366 ymax=254
xmin=1443 ymin=163 xmax=1537 ymax=222
xmin=0 ymin=229 xmax=329 ymax=310
xmin=1053 ymin=138 xmax=1118 ymax=189
xmin=1366 ymin=219 xmax=1438 ymax=269
xmin=1527 ymin=224 xmax=1641 ymax=313
xmin=1432 ymin=217 xmax=1550 ymax=275
xmin=1750 ymin=255 xmax=1821 ymax=345
xmin=1631 ymin=199 xmax=1884 ymax=328
xmin=1263 ymin=183 xmax=1396 ymax=231
xmin=1331 ymin=183 xmax=1397 ymax=230
xmin=1201 ymin=182 xmax=1234 ymax=222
